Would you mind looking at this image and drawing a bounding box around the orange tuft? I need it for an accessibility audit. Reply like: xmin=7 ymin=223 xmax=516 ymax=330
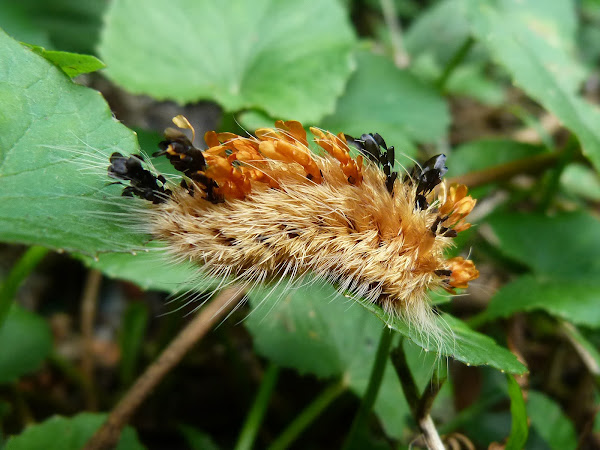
xmin=446 ymin=257 xmax=479 ymax=289
xmin=311 ymin=128 xmax=363 ymax=185
xmin=439 ymin=184 xmax=476 ymax=233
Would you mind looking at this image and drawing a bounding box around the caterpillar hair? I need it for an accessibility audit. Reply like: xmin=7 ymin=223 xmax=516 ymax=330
xmin=108 ymin=116 xmax=479 ymax=340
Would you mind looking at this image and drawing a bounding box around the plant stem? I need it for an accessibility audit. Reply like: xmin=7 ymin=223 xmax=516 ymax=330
xmin=342 ymin=326 xmax=393 ymax=449
xmin=538 ymin=135 xmax=578 ymax=212
xmin=235 ymin=362 xmax=280 ymax=450
xmin=379 ymin=0 xmax=409 ymax=68
xmin=391 ymin=341 xmax=445 ymax=450
xmin=0 ymin=246 xmax=49 ymax=330
xmin=436 ymin=36 xmax=475 ymax=92
xmin=447 ymin=151 xmax=563 ymax=188
xmin=268 ymin=378 xmax=348 ymax=450
xmin=80 ymin=269 xmax=103 ymax=411
xmin=83 ymin=287 xmax=245 ymax=450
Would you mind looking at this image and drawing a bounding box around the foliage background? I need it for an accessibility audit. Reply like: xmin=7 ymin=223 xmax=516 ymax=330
xmin=1 ymin=0 xmax=600 ymax=448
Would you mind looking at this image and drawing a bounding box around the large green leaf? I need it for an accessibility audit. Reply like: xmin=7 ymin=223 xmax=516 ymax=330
xmin=405 ymin=0 xmax=471 ymax=65
xmin=0 ymin=30 xmax=206 ymax=293
xmin=0 ymin=29 xmax=144 ymax=254
xmin=478 ymin=275 xmax=600 ymax=328
xmin=0 ymin=5 xmax=52 ymax=48
xmin=478 ymin=211 xmax=600 ymax=326
xmin=76 ymin=246 xmax=218 ymax=294
xmin=358 ymin=297 xmax=526 ymax=373
xmin=4 ymin=413 xmax=144 ymax=450
xmin=0 ymin=306 xmax=52 ymax=384
xmin=486 ymin=211 xmax=600 ymax=279
xmin=0 ymin=0 xmax=106 ymax=54
xmin=527 ymin=390 xmax=577 ymax=450
xmin=463 ymin=0 xmax=600 ymax=172
xmin=320 ymin=51 xmax=449 ymax=157
xmin=99 ymin=0 xmax=356 ymax=123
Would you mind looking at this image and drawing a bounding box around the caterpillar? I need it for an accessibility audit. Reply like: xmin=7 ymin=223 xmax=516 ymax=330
xmin=108 ymin=116 xmax=479 ymax=338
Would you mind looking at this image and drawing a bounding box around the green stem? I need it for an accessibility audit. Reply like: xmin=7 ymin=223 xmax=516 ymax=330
xmin=342 ymin=326 xmax=393 ymax=449
xmin=0 ymin=246 xmax=49 ymax=330
xmin=391 ymin=341 xmax=445 ymax=450
xmin=538 ymin=135 xmax=579 ymax=212
xmin=235 ymin=363 xmax=280 ymax=450
xmin=436 ymin=36 xmax=475 ymax=92
xmin=268 ymin=379 xmax=347 ymax=450
xmin=390 ymin=341 xmax=419 ymax=417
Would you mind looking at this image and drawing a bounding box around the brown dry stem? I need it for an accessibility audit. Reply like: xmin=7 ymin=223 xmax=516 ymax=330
xmin=84 ymin=287 xmax=245 ymax=450
xmin=447 ymin=152 xmax=560 ymax=188
xmin=81 ymin=269 xmax=103 ymax=411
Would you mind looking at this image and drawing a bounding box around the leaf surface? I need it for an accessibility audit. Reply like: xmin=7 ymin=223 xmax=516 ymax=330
xmin=99 ymin=0 xmax=356 ymax=122
xmin=464 ymin=0 xmax=600 ymax=172
xmin=0 ymin=306 xmax=52 ymax=384
xmin=321 ymin=51 xmax=449 ymax=157
xmin=4 ymin=413 xmax=144 ymax=450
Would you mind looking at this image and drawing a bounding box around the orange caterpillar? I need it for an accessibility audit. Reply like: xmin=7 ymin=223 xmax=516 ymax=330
xmin=108 ymin=116 xmax=478 ymax=337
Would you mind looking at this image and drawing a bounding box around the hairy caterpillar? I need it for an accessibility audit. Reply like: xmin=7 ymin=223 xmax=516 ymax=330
xmin=108 ymin=116 xmax=478 ymax=337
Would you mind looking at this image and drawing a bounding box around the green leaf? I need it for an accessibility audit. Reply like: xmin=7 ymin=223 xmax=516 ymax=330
xmin=99 ymin=0 xmax=356 ymax=123
xmin=245 ymin=280 xmax=411 ymax=439
xmin=320 ymin=50 xmax=449 ymax=155
xmin=527 ymin=390 xmax=577 ymax=450
xmin=76 ymin=246 xmax=218 ymax=294
xmin=505 ymin=374 xmax=528 ymax=450
xmin=179 ymin=425 xmax=220 ymax=450
xmin=0 ymin=4 xmax=52 ymax=48
xmin=0 ymin=246 xmax=48 ymax=330
xmin=24 ymin=44 xmax=105 ymax=78
xmin=485 ymin=211 xmax=600 ymax=279
xmin=448 ymin=139 xmax=547 ymax=177
xmin=463 ymin=0 xmax=600 ymax=172
xmin=0 ymin=0 xmax=106 ymax=54
xmin=0 ymin=306 xmax=52 ymax=384
xmin=444 ymin=62 xmax=505 ymax=106
xmin=560 ymin=322 xmax=600 ymax=375
xmin=4 ymin=413 xmax=145 ymax=450
xmin=358 ymin=297 xmax=527 ymax=373
xmin=481 ymin=275 xmax=600 ymax=328
xmin=560 ymin=163 xmax=600 ymax=202
xmin=0 ymin=29 xmax=145 ymax=254
xmin=405 ymin=0 xmax=471 ymax=66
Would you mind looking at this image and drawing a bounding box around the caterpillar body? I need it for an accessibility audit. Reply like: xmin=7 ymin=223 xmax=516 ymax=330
xmin=109 ymin=116 xmax=478 ymax=337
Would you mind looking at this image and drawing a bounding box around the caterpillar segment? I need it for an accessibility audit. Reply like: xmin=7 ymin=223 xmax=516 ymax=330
xmin=108 ymin=116 xmax=478 ymax=334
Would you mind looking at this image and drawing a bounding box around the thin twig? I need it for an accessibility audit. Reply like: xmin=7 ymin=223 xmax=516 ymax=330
xmin=80 ymin=269 xmax=103 ymax=411
xmin=84 ymin=287 xmax=245 ymax=450
xmin=391 ymin=342 xmax=445 ymax=450
xmin=447 ymin=151 xmax=562 ymax=188
xmin=380 ymin=0 xmax=409 ymax=68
